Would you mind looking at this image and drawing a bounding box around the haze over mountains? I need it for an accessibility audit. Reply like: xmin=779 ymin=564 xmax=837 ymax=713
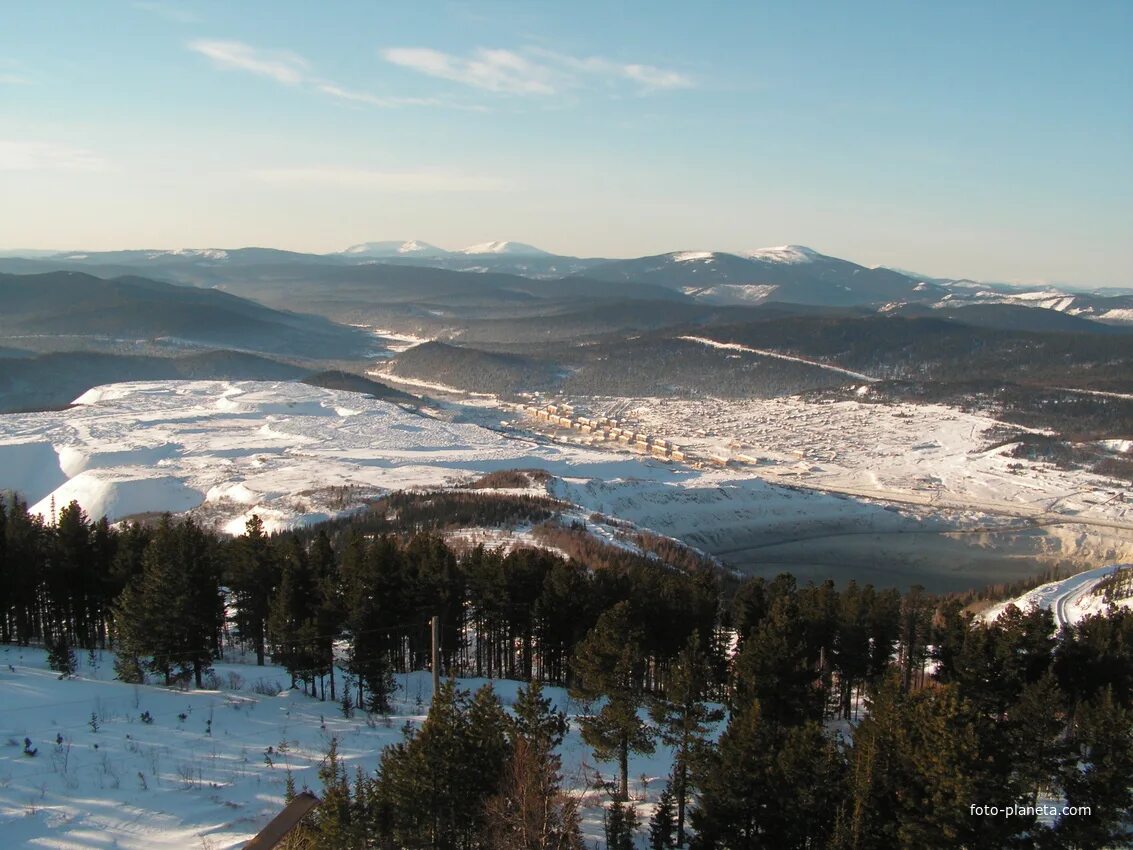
xmin=2 ymin=241 xmax=1128 ymax=322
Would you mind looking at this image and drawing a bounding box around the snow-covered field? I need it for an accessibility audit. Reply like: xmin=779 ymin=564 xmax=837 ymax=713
xmin=1 ymin=379 xmax=1130 ymax=589
xmin=582 ymin=394 xmax=1133 ymax=528
xmin=0 ymin=380 xmax=658 ymax=534
xmin=0 ymin=380 xmax=946 ymax=546
xmin=0 ymin=647 xmax=684 ymax=850
xmin=980 ymin=563 xmax=1133 ymax=627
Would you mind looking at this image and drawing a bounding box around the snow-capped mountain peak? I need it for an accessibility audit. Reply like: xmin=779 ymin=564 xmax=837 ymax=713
xmin=671 ymin=250 xmax=716 ymax=263
xmin=740 ymin=245 xmax=821 ymax=264
xmin=146 ymin=248 xmax=230 ymax=261
xmin=458 ymin=240 xmax=551 ymax=256
xmin=341 ymin=240 xmax=448 ymax=258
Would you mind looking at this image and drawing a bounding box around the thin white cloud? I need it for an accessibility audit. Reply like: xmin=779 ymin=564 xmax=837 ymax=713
xmin=381 ymin=45 xmax=692 ymax=95
xmin=619 ymin=63 xmax=692 ymax=90
xmin=314 ymin=83 xmax=440 ymax=109
xmin=249 ymin=167 xmax=511 ymax=192
xmin=0 ymin=141 xmax=109 ymax=173
xmin=189 ymin=40 xmax=309 ymax=84
xmin=187 ymin=39 xmax=463 ymax=110
xmin=382 ymin=47 xmax=556 ymax=95
xmin=0 ymin=73 xmax=31 ymax=85
xmin=537 ymin=50 xmax=693 ymax=91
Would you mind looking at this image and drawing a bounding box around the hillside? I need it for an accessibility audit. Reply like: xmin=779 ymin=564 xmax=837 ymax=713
xmin=0 ymin=271 xmax=374 ymax=359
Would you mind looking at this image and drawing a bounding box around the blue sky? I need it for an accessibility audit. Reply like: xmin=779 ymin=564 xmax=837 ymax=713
xmin=2 ymin=0 xmax=1130 ymax=285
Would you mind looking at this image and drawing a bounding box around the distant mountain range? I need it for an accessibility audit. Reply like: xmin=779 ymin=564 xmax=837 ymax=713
xmin=0 ymin=242 xmax=1129 ymax=325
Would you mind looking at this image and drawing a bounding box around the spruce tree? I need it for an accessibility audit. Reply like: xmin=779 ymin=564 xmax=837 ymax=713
xmin=47 ymin=635 xmax=76 ymax=678
xmin=605 ymin=800 xmax=638 ymax=850
xmin=650 ymin=785 xmax=677 ymax=850
xmin=513 ymin=679 xmax=568 ymax=754
xmin=374 ymin=680 xmax=512 ymax=849
xmin=312 ymin=736 xmax=357 ymax=850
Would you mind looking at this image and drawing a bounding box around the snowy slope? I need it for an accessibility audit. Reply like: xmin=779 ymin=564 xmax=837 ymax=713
xmin=340 ymin=240 xmax=449 ymax=258
xmin=0 ymin=646 xmax=696 ymax=850
xmin=457 ymin=241 xmax=552 ymax=256
xmin=739 ymin=245 xmax=820 ymax=264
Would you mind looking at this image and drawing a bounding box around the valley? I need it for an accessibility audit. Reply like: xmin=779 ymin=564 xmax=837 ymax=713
xmin=2 ymin=248 xmax=1130 ymax=595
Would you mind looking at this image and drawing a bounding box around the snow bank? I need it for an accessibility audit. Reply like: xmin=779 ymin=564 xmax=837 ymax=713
xmin=0 ymin=441 xmax=68 ymax=504
xmin=28 ymin=471 xmax=204 ymax=522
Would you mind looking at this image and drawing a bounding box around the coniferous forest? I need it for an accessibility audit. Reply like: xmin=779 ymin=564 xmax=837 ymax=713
xmin=1 ymin=492 xmax=1131 ymax=849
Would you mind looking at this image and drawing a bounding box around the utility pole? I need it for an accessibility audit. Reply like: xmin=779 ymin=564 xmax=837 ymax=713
xmin=431 ymin=614 xmax=440 ymax=701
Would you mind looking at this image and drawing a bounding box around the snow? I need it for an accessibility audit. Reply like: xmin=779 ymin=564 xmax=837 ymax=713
xmin=681 ymin=284 xmax=779 ymax=304
xmin=146 ymin=249 xmax=229 ymax=261
xmin=0 ymin=646 xmax=695 ymax=850
xmin=457 ymin=241 xmax=550 ymax=256
xmin=1099 ymin=308 xmax=1133 ymax=323
xmin=0 ymin=441 xmax=70 ymax=505
xmin=979 ymin=564 xmax=1133 ymax=627
xmin=739 ymin=245 xmax=820 ymax=264
xmin=4 ymin=380 xmax=1132 ymax=583
xmin=0 ymin=380 xmax=732 ymax=533
xmin=1101 ymin=439 xmax=1133 ymax=454
xmin=341 ymin=240 xmax=446 ymax=257
xmin=30 ymin=473 xmax=205 ymax=525
xmin=606 ymin=395 xmax=1129 ymax=523
xmin=671 ymin=251 xmax=715 ymax=263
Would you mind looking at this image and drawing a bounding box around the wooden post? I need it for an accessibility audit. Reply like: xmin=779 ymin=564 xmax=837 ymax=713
xmin=431 ymin=614 xmax=440 ymax=701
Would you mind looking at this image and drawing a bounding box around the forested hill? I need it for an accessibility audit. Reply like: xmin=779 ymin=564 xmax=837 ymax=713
xmin=0 ymin=271 xmax=374 ymax=359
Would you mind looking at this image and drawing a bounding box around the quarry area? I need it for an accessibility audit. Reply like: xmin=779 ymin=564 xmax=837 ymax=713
xmin=1 ymin=378 xmax=1131 ymax=591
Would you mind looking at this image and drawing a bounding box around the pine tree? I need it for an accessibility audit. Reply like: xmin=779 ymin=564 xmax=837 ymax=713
xmin=650 ymin=631 xmax=723 ymax=846
xmin=692 ymin=700 xmax=844 ymax=850
xmin=898 ymin=585 xmax=934 ymax=691
xmin=1054 ymin=687 xmax=1133 ymax=849
xmin=731 ymin=594 xmax=822 ymax=725
xmin=572 ymin=601 xmax=655 ymax=801
xmin=341 ymin=533 xmax=401 ymax=711
xmin=374 ymin=680 xmax=512 ymax=849
xmin=111 ymin=515 xmax=222 ymax=687
xmin=267 ymin=536 xmax=326 ymax=695
xmin=228 ymin=514 xmax=277 ymax=666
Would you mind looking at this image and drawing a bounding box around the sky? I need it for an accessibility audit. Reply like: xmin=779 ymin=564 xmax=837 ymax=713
xmin=1 ymin=0 xmax=1131 ymax=286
